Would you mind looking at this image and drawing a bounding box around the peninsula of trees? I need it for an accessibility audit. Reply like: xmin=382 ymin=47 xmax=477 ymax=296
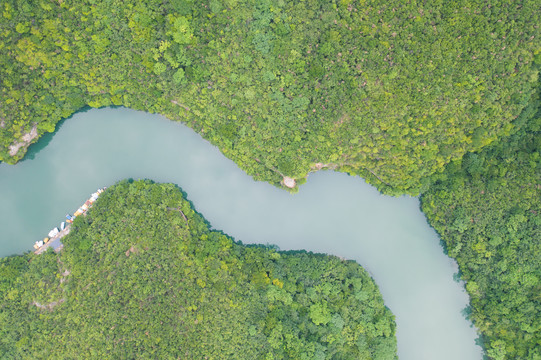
xmin=0 ymin=180 xmax=397 ymax=359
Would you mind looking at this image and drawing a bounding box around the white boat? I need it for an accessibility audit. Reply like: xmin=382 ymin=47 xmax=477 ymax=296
xmin=48 ymin=228 xmax=59 ymax=238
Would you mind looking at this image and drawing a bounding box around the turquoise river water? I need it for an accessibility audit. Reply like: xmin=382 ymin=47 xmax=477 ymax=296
xmin=0 ymin=108 xmax=482 ymax=359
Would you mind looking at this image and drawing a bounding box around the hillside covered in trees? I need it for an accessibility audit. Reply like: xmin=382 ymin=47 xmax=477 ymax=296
xmin=0 ymin=180 xmax=397 ymax=359
xmin=422 ymin=107 xmax=540 ymax=360
xmin=1 ymin=0 xmax=540 ymax=359
xmin=0 ymin=0 xmax=539 ymax=194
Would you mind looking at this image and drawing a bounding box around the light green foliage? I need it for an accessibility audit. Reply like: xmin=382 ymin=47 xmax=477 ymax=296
xmin=422 ymin=104 xmax=541 ymax=359
xmin=309 ymin=302 xmax=332 ymax=325
xmin=0 ymin=0 xmax=539 ymax=195
xmin=1 ymin=1 xmax=540 ymax=357
xmin=169 ymin=16 xmax=193 ymax=45
xmin=0 ymin=180 xmax=397 ymax=359
xmin=173 ymin=68 xmax=185 ymax=84
xmin=152 ymin=62 xmax=166 ymax=75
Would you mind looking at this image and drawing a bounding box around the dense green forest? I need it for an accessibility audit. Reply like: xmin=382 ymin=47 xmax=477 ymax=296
xmin=0 ymin=0 xmax=539 ymax=194
xmin=422 ymin=106 xmax=541 ymax=359
xmin=0 ymin=180 xmax=397 ymax=359
xmin=1 ymin=0 xmax=540 ymax=359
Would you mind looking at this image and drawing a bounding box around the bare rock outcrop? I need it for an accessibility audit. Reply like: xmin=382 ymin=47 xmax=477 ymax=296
xmin=8 ymin=124 xmax=38 ymax=156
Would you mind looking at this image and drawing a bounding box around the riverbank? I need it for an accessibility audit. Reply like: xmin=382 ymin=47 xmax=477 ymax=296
xmin=33 ymin=188 xmax=105 ymax=255
xmin=0 ymin=108 xmax=482 ymax=359
xmin=34 ymin=227 xmax=69 ymax=254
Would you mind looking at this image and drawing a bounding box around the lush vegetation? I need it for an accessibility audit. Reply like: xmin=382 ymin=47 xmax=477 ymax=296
xmin=422 ymin=102 xmax=541 ymax=359
xmin=1 ymin=0 xmax=539 ymax=193
xmin=0 ymin=180 xmax=397 ymax=359
xmin=1 ymin=0 xmax=540 ymax=358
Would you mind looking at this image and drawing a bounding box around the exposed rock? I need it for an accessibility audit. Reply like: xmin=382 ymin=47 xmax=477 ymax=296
xmin=8 ymin=124 xmax=38 ymax=156
xmin=171 ymin=100 xmax=191 ymax=112
xmin=60 ymin=269 xmax=71 ymax=284
xmin=32 ymin=298 xmax=65 ymax=311
xmin=9 ymin=143 xmax=23 ymax=157
xmin=21 ymin=126 xmax=38 ymax=142
xmin=283 ymin=176 xmax=296 ymax=188
xmin=310 ymin=162 xmax=339 ymax=171
xmin=125 ymin=245 xmax=138 ymax=257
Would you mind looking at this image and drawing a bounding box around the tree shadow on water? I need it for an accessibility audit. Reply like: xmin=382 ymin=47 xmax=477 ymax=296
xmin=21 ymin=106 xmax=94 ymax=162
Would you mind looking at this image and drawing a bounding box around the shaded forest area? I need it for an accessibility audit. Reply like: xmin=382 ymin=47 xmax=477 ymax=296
xmin=422 ymin=106 xmax=540 ymax=360
xmin=0 ymin=180 xmax=397 ymax=359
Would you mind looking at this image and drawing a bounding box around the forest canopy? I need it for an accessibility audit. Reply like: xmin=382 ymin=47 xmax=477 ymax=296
xmin=422 ymin=104 xmax=541 ymax=359
xmin=1 ymin=0 xmax=540 ymax=358
xmin=0 ymin=180 xmax=397 ymax=359
xmin=0 ymin=0 xmax=539 ymax=194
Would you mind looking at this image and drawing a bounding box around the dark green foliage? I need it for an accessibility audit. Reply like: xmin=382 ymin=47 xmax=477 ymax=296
xmin=1 ymin=0 xmax=540 ymax=357
xmin=422 ymin=107 xmax=541 ymax=359
xmin=0 ymin=180 xmax=397 ymax=359
xmin=0 ymin=0 xmax=539 ymax=194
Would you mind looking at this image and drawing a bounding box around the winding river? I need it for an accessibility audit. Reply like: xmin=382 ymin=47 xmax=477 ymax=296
xmin=0 ymin=108 xmax=482 ymax=359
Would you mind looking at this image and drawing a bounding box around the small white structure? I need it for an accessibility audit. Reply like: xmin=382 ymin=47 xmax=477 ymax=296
xmin=283 ymin=176 xmax=296 ymax=188
xmin=48 ymin=228 xmax=59 ymax=238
